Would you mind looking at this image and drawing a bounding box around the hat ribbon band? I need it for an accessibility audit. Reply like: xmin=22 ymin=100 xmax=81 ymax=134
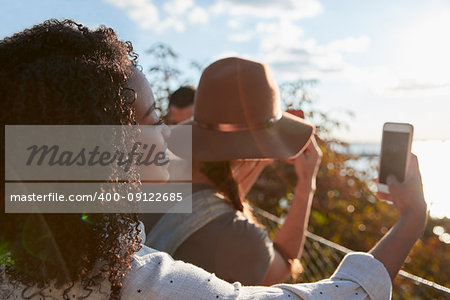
xmin=193 ymin=112 xmax=282 ymax=132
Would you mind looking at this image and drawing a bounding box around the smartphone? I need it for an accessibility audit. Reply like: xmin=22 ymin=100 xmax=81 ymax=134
xmin=377 ymin=122 xmax=414 ymax=194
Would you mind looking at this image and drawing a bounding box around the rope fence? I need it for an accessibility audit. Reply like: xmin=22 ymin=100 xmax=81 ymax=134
xmin=252 ymin=206 xmax=450 ymax=300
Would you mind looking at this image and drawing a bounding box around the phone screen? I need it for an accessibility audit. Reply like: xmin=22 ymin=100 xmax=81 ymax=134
xmin=379 ymin=131 xmax=410 ymax=184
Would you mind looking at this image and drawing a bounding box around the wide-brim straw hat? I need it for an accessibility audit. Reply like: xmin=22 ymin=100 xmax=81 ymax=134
xmin=171 ymin=57 xmax=314 ymax=161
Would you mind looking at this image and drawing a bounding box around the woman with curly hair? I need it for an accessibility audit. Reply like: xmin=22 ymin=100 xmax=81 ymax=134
xmin=0 ymin=19 xmax=155 ymax=299
xmin=0 ymin=19 xmax=427 ymax=300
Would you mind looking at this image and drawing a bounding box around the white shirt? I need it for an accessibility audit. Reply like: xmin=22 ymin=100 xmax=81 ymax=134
xmin=1 ymin=223 xmax=391 ymax=299
xmin=122 ymin=246 xmax=392 ymax=300
xmin=1 ymin=244 xmax=391 ymax=299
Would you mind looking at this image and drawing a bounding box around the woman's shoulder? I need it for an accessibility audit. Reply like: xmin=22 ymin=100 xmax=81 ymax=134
xmin=175 ymin=208 xmax=274 ymax=285
xmin=212 ymin=212 xmax=275 ymax=285
xmin=192 ymin=205 xmax=270 ymax=245
xmin=216 ymin=211 xmax=273 ymax=253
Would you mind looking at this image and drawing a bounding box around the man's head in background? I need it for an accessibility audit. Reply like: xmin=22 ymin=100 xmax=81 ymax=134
xmin=168 ymin=86 xmax=195 ymax=124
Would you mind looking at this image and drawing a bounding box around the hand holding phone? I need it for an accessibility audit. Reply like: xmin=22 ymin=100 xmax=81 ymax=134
xmin=377 ymin=122 xmax=414 ymax=194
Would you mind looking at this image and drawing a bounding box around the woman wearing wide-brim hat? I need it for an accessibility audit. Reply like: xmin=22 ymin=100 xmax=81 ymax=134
xmin=143 ymin=57 xmax=322 ymax=285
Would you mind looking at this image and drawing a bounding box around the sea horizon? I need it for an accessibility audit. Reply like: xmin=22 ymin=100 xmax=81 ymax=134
xmin=334 ymin=139 xmax=450 ymax=221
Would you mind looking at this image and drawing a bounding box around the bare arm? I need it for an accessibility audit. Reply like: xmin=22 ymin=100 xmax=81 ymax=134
xmin=261 ymin=136 xmax=322 ymax=285
xmin=370 ymin=153 xmax=427 ymax=282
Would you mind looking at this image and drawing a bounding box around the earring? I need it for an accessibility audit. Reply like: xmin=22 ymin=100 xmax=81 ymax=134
xmin=233 ymin=166 xmax=241 ymax=176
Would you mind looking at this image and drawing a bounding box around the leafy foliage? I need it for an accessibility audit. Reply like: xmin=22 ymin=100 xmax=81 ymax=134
xmin=146 ymin=43 xmax=201 ymax=115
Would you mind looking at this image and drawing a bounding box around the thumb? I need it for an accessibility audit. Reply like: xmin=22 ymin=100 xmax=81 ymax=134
xmin=386 ymin=175 xmax=400 ymax=192
xmin=386 ymin=175 xmax=399 ymax=185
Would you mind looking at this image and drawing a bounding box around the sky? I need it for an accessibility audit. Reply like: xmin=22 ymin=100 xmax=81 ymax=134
xmin=1 ymin=0 xmax=450 ymax=143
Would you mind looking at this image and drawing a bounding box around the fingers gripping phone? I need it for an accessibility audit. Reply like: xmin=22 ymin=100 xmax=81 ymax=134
xmin=377 ymin=122 xmax=414 ymax=194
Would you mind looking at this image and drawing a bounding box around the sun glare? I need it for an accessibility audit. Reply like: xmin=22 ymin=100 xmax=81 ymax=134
xmin=413 ymin=140 xmax=450 ymax=219
xmin=394 ymin=11 xmax=450 ymax=88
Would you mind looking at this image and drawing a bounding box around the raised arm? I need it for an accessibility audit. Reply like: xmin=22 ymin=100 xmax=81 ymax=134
xmin=262 ymin=136 xmax=322 ymax=285
xmin=370 ymin=153 xmax=427 ymax=282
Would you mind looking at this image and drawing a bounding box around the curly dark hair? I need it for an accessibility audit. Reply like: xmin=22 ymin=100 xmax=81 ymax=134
xmin=0 ymin=19 xmax=142 ymax=299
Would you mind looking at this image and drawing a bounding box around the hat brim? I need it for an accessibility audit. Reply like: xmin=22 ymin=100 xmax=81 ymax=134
xmin=168 ymin=112 xmax=314 ymax=161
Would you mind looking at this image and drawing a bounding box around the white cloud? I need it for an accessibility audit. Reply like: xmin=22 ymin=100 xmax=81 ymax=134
xmin=188 ymin=7 xmax=209 ymax=24
xmin=164 ymin=0 xmax=194 ymax=15
xmin=391 ymin=80 xmax=450 ymax=92
xmin=227 ymin=32 xmax=252 ymax=42
xmin=104 ymin=0 xmax=159 ymax=30
xmin=207 ymin=1 xmax=382 ymax=93
xmin=213 ymin=51 xmax=240 ymax=59
xmin=387 ymin=80 xmax=450 ymax=97
xmin=159 ymin=17 xmax=186 ymax=32
xmin=253 ymin=20 xmax=374 ymax=83
xmin=256 ymin=20 xmax=304 ymax=51
xmin=227 ymin=19 xmax=241 ymax=29
xmin=327 ymin=36 xmax=370 ymax=53
xmin=209 ymin=51 xmax=257 ymax=67
xmin=104 ymin=0 xmax=208 ymax=32
xmin=212 ymin=0 xmax=322 ymax=20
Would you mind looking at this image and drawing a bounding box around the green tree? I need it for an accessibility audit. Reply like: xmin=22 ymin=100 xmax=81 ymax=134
xmin=146 ymin=43 xmax=201 ymax=115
